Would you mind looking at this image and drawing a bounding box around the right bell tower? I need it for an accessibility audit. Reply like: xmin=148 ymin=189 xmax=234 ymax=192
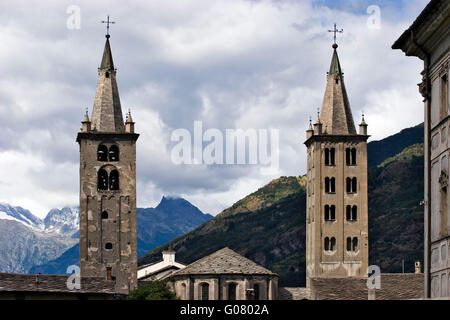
xmin=304 ymin=37 xmax=370 ymax=287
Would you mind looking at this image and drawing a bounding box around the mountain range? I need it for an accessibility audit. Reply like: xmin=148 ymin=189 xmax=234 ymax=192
xmin=28 ymin=197 xmax=212 ymax=274
xmin=0 ymin=198 xmax=212 ymax=274
xmin=138 ymin=123 xmax=425 ymax=287
xmin=0 ymin=204 xmax=79 ymax=273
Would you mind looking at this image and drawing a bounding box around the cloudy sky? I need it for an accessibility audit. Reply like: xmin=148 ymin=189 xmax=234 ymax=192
xmin=0 ymin=0 xmax=428 ymax=218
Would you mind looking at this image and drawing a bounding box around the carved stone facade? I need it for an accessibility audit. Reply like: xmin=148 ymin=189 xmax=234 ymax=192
xmin=76 ymin=35 xmax=139 ymax=295
xmin=392 ymin=0 xmax=450 ymax=299
xmin=304 ymin=44 xmax=369 ymax=286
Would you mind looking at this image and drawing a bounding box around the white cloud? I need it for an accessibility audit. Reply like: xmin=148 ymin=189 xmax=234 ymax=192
xmin=0 ymin=0 xmax=429 ymax=218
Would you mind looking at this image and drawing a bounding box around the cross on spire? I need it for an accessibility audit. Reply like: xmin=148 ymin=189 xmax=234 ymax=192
xmin=328 ymin=23 xmax=343 ymax=47
xmin=101 ymin=15 xmax=116 ymax=38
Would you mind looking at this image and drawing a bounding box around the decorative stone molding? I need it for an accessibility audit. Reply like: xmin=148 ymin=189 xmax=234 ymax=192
xmin=418 ymin=70 xmax=430 ymax=102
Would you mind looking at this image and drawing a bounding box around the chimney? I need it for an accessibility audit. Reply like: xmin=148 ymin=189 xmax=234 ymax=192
xmin=106 ymin=267 xmax=112 ymax=280
xmin=162 ymin=250 xmax=176 ymax=264
xmin=415 ymin=261 xmax=421 ymax=274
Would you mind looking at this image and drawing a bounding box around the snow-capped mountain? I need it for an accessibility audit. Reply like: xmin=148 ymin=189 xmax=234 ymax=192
xmin=0 ymin=203 xmax=44 ymax=230
xmin=0 ymin=203 xmax=79 ymax=273
xmin=0 ymin=203 xmax=79 ymax=234
xmin=43 ymin=207 xmax=79 ymax=234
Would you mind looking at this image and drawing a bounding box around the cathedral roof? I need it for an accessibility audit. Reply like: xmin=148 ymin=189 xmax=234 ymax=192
xmin=90 ymin=36 xmax=125 ymax=133
xmin=309 ymin=274 xmax=424 ymax=300
xmin=168 ymin=247 xmax=277 ymax=277
xmin=318 ymin=45 xmax=356 ymax=135
xmin=0 ymin=273 xmax=116 ymax=295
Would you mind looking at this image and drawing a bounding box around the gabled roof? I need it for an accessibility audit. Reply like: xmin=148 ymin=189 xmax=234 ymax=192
xmin=0 ymin=273 xmax=116 ymax=295
xmin=318 ymin=45 xmax=356 ymax=135
xmin=168 ymin=247 xmax=277 ymax=277
xmin=309 ymin=274 xmax=424 ymax=300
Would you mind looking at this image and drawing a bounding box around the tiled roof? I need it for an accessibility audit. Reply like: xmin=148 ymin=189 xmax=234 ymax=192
xmin=169 ymin=247 xmax=277 ymax=277
xmin=309 ymin=274 xmax=424 ymax=300
xmin=0 ymin=273 xmax=116 ymax=294
xmin=279 ymin=287 xmax=311 ymax=300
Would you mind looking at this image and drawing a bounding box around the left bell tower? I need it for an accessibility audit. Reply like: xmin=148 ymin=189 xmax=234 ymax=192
xmin=76 ymin=31 xmax=139 ymax=295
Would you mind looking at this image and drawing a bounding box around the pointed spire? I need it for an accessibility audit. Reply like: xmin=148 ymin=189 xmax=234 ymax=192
xmin=329 ymin=44 xmax=342 ymax=75
xmin=318 ymin=44 xmax=356 ymax=135
xmin=359 ymin=113 xmax=368 ymax=135
xmin=100 ymin=37 xmax=114 ymax=71
xmin=90 ymin=36 xmax=124 ymax=132
xmin=125 ymin=109 xmax=135 ymax=133
xmin=81 ymin=108 xmax=91 ymax=132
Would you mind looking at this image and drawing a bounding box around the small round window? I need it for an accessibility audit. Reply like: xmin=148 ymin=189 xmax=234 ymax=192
xmin=105 ymin=243 xmax=113 ymax=250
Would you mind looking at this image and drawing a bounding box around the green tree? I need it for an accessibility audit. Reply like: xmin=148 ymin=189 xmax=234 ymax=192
xmin=127 ymin=280 xmax=178 ymax=300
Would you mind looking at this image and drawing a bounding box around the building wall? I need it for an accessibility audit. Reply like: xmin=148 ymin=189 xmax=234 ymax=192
xmin=306 ymin=137 xmax=369 ymax=283
xmin=428 ymin=45 xmax=450 ymax=299
xmin=78 ymin=134 xmax=138 ymax=295
xmin=169 ymin=275 xmax=278 ymax=300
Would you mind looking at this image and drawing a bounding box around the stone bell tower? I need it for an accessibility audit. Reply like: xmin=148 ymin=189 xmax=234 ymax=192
xmin=304 ymin=41 xmax=369 ymax=286
xmin=76 ymin=31 xmax=139 ymax=294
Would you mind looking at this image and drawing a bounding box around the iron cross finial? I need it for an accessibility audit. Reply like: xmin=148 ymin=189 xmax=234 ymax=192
xmin=101 ymin=15 xmax=116 ymax=38
xmin=328 ymin=23 xmax=343 ymax=46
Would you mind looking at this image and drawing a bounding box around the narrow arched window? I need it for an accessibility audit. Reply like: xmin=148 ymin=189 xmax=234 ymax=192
xmin=346 ymin=148 xmax=351 ymax=165
xmin=101 ymin=211 xmax=108 ymax=219
xmin=97 ymin=145 xmax=108 ymax=161
xmin=351 ymin=148 xmax=357 ymax=165
xmin=324 ymin=237 xmax=330 ymax=251
xmin=330 ymin=178 xmax=336 ymax=193
xmin=346 ymin=177 xmax=352 ymax=193
xmin=352 ymin=177 xmax=357 ymax=193
xmin=325 ymin=177 xmax=330 ymax=193
xmin=330 ymin=237 xmax=336 ymax=251
xmin=330 ymin=205 xmax=336 ymax=221
xmin=181 ymin=283 xmax=187 ymax=300
xmin=330 ymin=148 xmax=335 ymax=165
xmin=109 ymin=170 xmax=119 ymax=190
xmin=325 ymin=148 xmax=330 ymax=166
xmin=254 ymin=284 xmax=260 ymax=300
xmin=324 ymin=205 xmax=330 ymax=221
xmin=346 ymin=205 xmax=351 ymax=221
xmin=352 ymin=237 xmax=358 ymax=251
xmin=201 ymin=283 xmax=209 ymax=300
xmin=346 ymin=237 xmax=352 ymax=251
xmin=228 ymin=283 xmax=237 ymax=300
xmin=352 ymin=206 xmax=358 ymax=221
xmin=109 ymin=145 xmax=119 ymax=161
xmin=98 ymin=169 xmax=108 ymax=190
